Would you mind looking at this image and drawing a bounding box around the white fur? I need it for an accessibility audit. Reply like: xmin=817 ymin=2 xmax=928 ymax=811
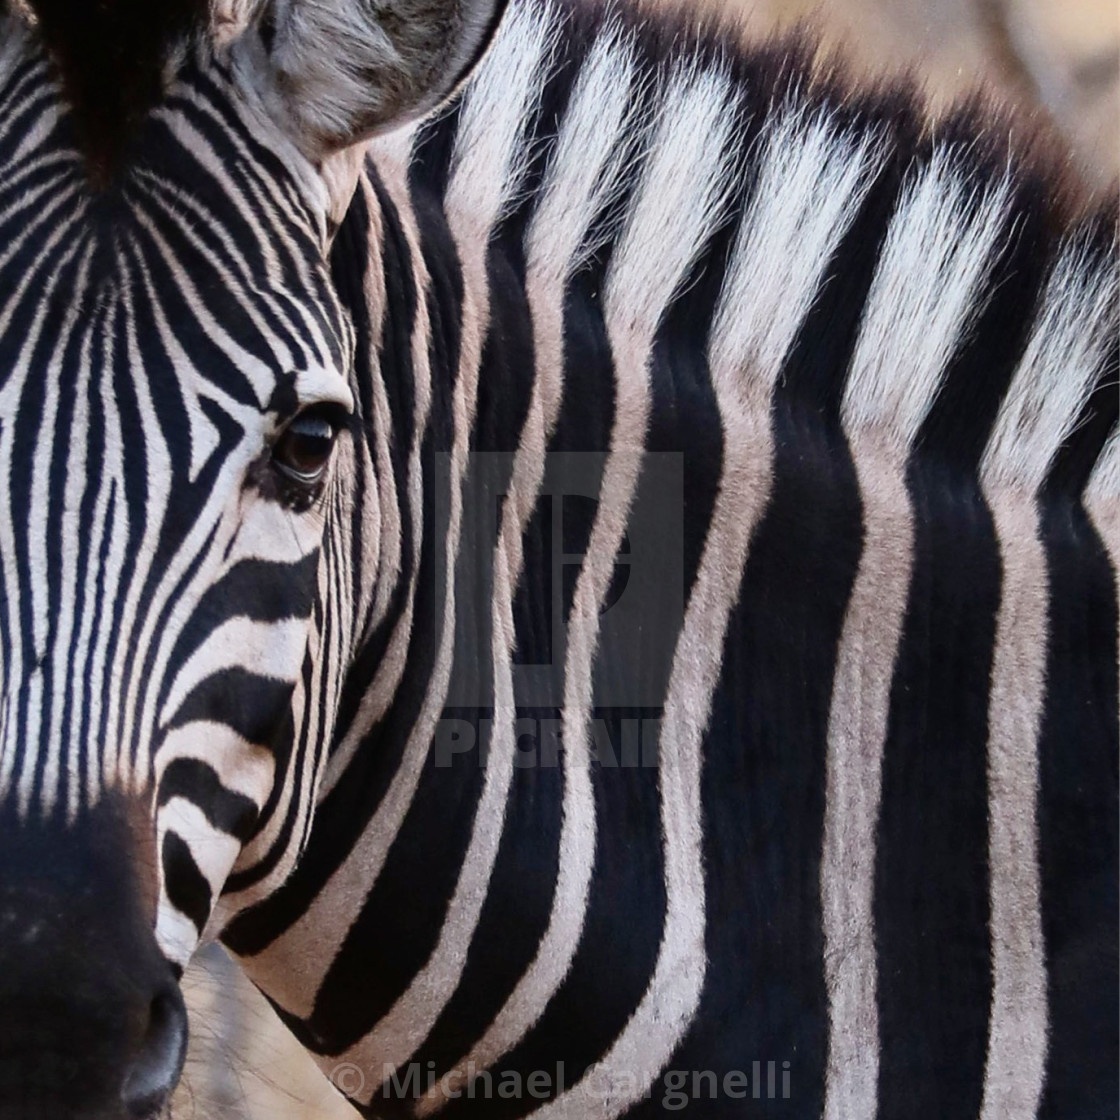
xmin=603 ymin=64 xmax=737 ymax=342
xmin=418 ymin=27 xmax=642 ymax=1111
xmin=157 ymin=723 xmax=276 ymax=807
xmin=1087 ymin=428 xmax=1120 ymax=508
xmin=160 ymin=617 xmax=310 ymax=727
xmin=710 ymin=106 xmax=884 ymax=391
xmin=821 ymin=430 xmax=913 ymax=1120
xmin=156 ymin=798 xmax=243 ymax=966
xmin=978 ymin=486 xmax=1050 ymax=1120
xmin=982 ymin=241 xmax=1119 ymax=492
xmin=444 ymin=0 xmax=558 ymax=231
xmin=976 ymin=236 xmax=1117 ymax=1120
xmin=823 ymin=148 xmax=1010 ymax=1120
xmin=842 ymin=153 xmax=1011 ymax=445
xmin=524 ymin=23 xmax=645 ymax=278
xmin=1086 ymin=429 xmax=1120 ymax=699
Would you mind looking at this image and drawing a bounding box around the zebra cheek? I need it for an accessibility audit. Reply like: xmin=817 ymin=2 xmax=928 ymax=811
xmin=151 ymin=739 xmax=276 ymax=970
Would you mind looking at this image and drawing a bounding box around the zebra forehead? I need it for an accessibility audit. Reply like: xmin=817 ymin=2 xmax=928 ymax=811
xmin=13 ymin=0 xmax=210 ymax=183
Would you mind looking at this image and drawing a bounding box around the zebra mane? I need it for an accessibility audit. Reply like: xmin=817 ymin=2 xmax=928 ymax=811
xmin=385 ymin=0 xmax=1117 ymax=503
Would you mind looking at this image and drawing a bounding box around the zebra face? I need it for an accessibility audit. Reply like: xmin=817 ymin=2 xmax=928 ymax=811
xmin=0 ymin=37 xmax=357 ymax=908
xmin=0 ymin=0 xmax=503 ymax=1112
xmin=0 ymin=48 xmax=361 ymax=1120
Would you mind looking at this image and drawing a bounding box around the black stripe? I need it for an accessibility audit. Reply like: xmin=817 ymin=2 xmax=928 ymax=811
xmin=390 ymin=150 xmax=577 ymax=1088
xmin=1036 ymin=494 xmax=1119 ymax=1120
xmin=411 ymin=99 xmax=465 ymax=203
xmin=658 ymin=102 xmax=899 ymax=1116
xmin=874 ymin=167 xmax=1054 ymax=1120
xmin=676 ymin=315 xmax=861 ymax=1116
xmin=167 ymin=666 xmax=296 ymax=746
xmin=158 ymin=757 xmax=259 ymax=843
xmin=162 ymin=830 xmax=212 ymax=934
xmin=875 ymin=459 xmax=996 ymax=1120
xmin=429 ymin=256 xmax=651 ymax=1117
xmin=330 ymin=170 xmax=420 ymax=736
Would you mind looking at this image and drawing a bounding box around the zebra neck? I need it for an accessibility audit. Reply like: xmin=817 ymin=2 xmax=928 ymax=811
xmin=221 ymin=1 xmax=1119 ymax=1107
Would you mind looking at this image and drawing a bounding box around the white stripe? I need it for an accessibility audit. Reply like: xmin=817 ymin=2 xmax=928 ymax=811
xmin=821 ymin=431 xmax=910 ymax=1120
xmin=160 ymin=796 xmax=244 ymax=899
xmin=156 ymin=898 xmax=204 ymax=971
xmin=977 ymin=491 xmax=1049 ymax=1120
xmin=709 ymin=107 xmax=884 ymax=386
xmin=161 ymin=616 xmax=311 ymax=727
xmin=444 ymin=0 xmax=559 ymax=232
xmin=8 ymin=101 xmax=64 ymax=166
xmin=62 ymin=315 xmax=101 ymax=822
xmin=977 ymin=239 xmax=1116 ymax=1120
xmin=981 ymin=242 xmax=1118 ymax=494
xmin=842 ymin=153 xmax=1011 ymax=447
xmin=822 ymin=152 xmax=1011 ymax=1120
xmin=528 ymin=61 xmax=738 ymax=1120
xmin=1087 ymin=429 xmax=1120 ymax=510
xmin=1086 ymin=428 xmax=1120 ymax=564
xmin=156 ymin=722 xmax=276 ymax=807
xmin=156 ymin=796 xmax=245 ymax=966
xmin=418 ymin=28 xmax=642 ymax=1110
xmin=82 ymin=299 xmax=129 ymax=808
xmin=351 ymin=176 xmax=399 ymax=641
xmin=1086 ymin=430 xmax=1120 ymax=707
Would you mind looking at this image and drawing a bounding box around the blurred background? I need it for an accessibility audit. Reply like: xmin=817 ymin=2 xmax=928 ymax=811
xmin=172 ymin=0 xmax=1117 ymax=1117
xmin=721 ymin=0 xmax=1117 ymax=190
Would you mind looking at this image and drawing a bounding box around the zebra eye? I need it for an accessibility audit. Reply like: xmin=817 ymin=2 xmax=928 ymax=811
xmin=272 ymin=408 xmax=340 ymax=485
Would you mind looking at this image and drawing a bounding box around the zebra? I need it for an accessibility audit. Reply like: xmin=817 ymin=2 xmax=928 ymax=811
xmin=0 ymin=0 xmax=1115 ymax=1114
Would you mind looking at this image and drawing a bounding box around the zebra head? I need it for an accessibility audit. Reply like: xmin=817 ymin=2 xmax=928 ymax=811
xmin=0 ymin=0 xmax=501 ymax=1114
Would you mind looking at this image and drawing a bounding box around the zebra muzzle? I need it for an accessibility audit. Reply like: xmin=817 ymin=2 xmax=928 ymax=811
xmin=119 ymin=984 xmax=189 ymax=1119
xmin=0 ymin=794 xmax=188 ymax=1120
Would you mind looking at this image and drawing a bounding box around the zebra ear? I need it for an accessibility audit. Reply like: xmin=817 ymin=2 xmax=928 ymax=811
xmin=235 ymin=0 xmax=507 ymax=155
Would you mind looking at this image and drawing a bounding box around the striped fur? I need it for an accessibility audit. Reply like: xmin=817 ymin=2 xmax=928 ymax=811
xmin=0 ymin=0 xmax=1117 ymax=1116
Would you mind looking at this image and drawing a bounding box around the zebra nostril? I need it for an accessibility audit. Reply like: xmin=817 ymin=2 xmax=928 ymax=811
xmin=120 ymin=986 xmax=189 ymax=1118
